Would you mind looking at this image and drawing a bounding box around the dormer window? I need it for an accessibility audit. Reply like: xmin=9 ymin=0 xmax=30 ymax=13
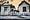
xmin=4 ymin=7 xmax=8 ymax=12
xmin=23 ymin=7 xmax=26 ymax=12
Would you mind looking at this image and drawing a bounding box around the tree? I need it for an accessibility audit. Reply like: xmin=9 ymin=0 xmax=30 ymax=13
xmin=10 ymin=4 xmax=15 ymax=8
xmin=28 ymin=0 xmax=30 ymax=2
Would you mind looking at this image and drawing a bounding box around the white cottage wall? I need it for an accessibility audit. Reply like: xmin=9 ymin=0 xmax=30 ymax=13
xmin=1 ymin=6 xmax=4 ymax=15
xmin=1 ymin=6 xmax=10 ymax=15
xmin=19 ymin=3 xmax=29 ymax=13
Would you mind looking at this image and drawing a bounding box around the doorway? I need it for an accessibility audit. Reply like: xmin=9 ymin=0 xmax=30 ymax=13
xmin=23 ymin=7 xmax=26 ymax=12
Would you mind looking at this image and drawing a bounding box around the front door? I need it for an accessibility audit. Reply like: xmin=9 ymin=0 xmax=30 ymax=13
xmin=23 ymin=7 xmax=26 ymax=12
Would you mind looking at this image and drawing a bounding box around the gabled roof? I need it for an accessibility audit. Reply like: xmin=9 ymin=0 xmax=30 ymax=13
xmin=0 ymin=2 xmax=6 ymax=6
xmin=1 ymin=2 xmax=15 ymax=8
xmin=19 ymin=1 xmax=30 ymax=6
xmin=2 ymin=2 xmax=6 ymax=5
xmin=0 ymin=1 xmax=10 ymax=6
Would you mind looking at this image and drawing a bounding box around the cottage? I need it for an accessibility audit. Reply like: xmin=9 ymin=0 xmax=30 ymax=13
xmin=18 ymin=1 xmax=30 ymax=15
xmin=1 ymin=3 xmax=10 ymax=15
xmin=1 ymin=2 xmax=15 ymax=15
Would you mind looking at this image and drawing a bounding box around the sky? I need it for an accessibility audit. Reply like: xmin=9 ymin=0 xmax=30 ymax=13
xmin=7 ymin=0 xmax=30 ymax=10
xmin=0 ymin=0 xmax=30 ymax=10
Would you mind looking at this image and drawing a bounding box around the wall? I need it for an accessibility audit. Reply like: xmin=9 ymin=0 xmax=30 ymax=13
xmin=1 ymin=6 xmax=10 ymax=15
xmin=19 ymin=3 xmax=29 ymax=12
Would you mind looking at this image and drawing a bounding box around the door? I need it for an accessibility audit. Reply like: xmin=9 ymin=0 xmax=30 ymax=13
xmin=23 ymin=7 xmax=26 ymax=12
xmin=4 ymin=7 xmax=8 ymax=12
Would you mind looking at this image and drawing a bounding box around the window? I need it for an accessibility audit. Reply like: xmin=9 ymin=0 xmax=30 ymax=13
xmin=4 ymin=7 xmax=8 ymax=12
xmin=23 ymin=7 xmax=26 ymax=12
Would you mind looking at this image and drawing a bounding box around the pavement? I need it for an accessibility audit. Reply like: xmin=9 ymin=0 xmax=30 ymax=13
xmin=0 ymin=16 xmax=30 ymax=19
xmin=0 ymin=12 xmax=30 ymax=19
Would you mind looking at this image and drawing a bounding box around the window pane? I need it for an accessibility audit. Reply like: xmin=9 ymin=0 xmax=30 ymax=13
xmin=4 ymin=7 xmax=8 ymax=12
